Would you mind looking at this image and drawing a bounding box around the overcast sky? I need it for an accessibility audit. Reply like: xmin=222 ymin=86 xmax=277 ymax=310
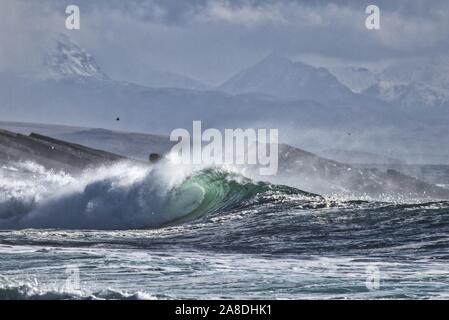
xmin=1 ymin=0 xmax=448 ymax=85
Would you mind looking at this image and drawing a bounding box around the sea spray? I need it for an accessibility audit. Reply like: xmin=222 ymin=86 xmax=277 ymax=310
xmin=0 ymin=158 xmax=319 ymax=230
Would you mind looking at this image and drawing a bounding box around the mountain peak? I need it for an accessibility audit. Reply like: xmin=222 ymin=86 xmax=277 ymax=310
xmin=219 ymin=54 xmax=352 ymax=101
xmin=44 ymin=34 xmax=109 ymax=81
xmin=359 ymin=55 xmax=449 ymax=108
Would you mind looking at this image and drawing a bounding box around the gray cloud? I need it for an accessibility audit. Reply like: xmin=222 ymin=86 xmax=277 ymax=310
xmin=1 ymin=0 xmax=448 ymax=84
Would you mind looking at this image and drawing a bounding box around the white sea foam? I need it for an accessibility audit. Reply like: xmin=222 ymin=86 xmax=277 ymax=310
xmin=0 ymin=159 xmax=206 ymax=229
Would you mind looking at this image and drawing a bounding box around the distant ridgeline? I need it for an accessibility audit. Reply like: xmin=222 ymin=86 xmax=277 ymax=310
xmin=0 ymin=129 xmax=125 ymax=173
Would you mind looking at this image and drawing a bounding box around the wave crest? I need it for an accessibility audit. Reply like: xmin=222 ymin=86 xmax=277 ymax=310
xmin=0 ymin=161 xmax=320 ymax=230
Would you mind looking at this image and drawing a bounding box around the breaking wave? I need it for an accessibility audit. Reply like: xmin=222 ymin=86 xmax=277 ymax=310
xmin=0 ymin=161 xmax=321 ymax=230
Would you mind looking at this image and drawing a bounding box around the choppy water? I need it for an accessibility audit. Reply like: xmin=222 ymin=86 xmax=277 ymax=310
xmin=1 ymin=161 xmax=449 ymax=299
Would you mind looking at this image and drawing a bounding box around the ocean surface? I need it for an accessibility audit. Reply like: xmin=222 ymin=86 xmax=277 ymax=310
xmin=1 ymin=161 xmax=449 ymax=300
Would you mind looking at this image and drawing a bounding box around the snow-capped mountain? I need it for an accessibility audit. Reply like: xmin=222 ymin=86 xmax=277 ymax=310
xmin=363 ymin=80 xmax=449 ymax=109
xmin=44 ymin=34 xmax=109 ymax=81
xmin=219 ymin=54 xmax=354 ymax=101
xmin=364 ymin=81 xmax=448 ymax=109
xmin=0 ymin=40 xmax=416 ymax=158
xmin=381 ymin=55 xmax=449 ymax=90
xmin=42 ymin=34 xmax=207 ymax=90
xmin=327 ymin=55 xmax=449 ymax=109
xmin=362 ymin=56 xmax=449 ymax=108
xmin=1 ymin=35 xmax=448 ymax=163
